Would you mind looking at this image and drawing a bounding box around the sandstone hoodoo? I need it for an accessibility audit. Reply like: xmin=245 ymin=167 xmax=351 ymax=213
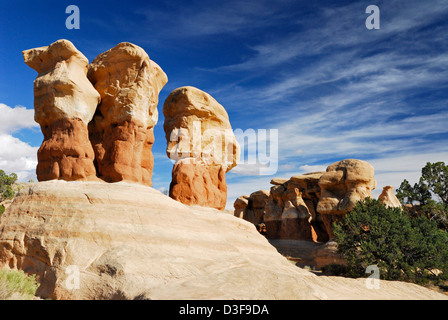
xmin=233 ymin=190 xmax=270 ymax=233
xmin=163 ymin=86 xmax=240 ymax=210
xmin=317 ymin=159 xmax=377 ymax=238
xmin=264 ymin=172 xmax=328 ymax=242
xmin=23 ymin=39 xmax=101 ymax=182
xmin=236 ymin=172 xmax=329 ymax=242
xmin=88 ymin=42 xmax=168 ymax=186
xmin=378 ymin=185 xmax=402 ymax=208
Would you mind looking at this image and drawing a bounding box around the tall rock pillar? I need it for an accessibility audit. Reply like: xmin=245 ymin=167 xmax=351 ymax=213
xmin=163 ymin=86 xmax=240 ymax=210
xmin=87 ymin=42 xmax=168 ymax=186
xmin=23 ymin=39 xmax=100 ymax=181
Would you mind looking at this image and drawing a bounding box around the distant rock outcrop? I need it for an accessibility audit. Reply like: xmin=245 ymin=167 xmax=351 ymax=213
xmin=233 ymin=190 xmax=269 ymax=232
xmin=163 ymin=86 xmax=240 ymax=210
xmin=378 ymin=186 xmax=402 ymax=208
xmin=234 ymin=159 xmax=378 ymax=241
xmin=264 ymin=172 xmax=328 ymax=242
xmin=23 ymin=39 xmax=101 ymax=182
xmin=317 ymin=159 xmax=377 ymax=238
xmin=87 ymin=42 xmax=168 ymax=186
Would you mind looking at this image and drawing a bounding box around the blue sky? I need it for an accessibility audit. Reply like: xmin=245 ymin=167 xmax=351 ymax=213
xmin=1 ymin=0 xmax=447 ymax=209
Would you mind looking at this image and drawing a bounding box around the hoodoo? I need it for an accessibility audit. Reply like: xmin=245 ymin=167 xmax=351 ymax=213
xmin=163 ymin=86 xmax=240 ymax=210
xmin=23 ymin=39 xmax=101 ymax=182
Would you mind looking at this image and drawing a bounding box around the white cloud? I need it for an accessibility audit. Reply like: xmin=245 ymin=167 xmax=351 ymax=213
xmin=0 ymin=104 xmax=39 ymax=181
xmin=0 ymin=103 xmax=37 ymax=133
xmin=368 ymin=152 xmax=448 ymax=198
xmin=298 ymin=164 xmax=327 ymax=173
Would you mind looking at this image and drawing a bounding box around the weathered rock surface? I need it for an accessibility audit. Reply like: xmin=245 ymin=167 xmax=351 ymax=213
xmin=317 ymin=159 xmax=377 ymax=238
xmin=235 ymin=160 xmax=380 ymax=242
xmin=264 ymin=173 xmax=327 ymax=242
xmin=378 ymin=186 xmax=402 ymax=208
xmin=163 ymin=86 xmax=240 ymax=209
xmin=163 ymin=86 xmax=239 ymax=171
xmin=88 ymin=42 xmax=167 ymax=186
xmin=236 ymin=172 xmax=328 ymax=242
xmin=23 ymin=39 xmax=100 ymax=181
xmin=169 ymin=159 xmax=227 ymax=210
xmin=244 ymin=190 xmax=270 ymax=225
xmin=233 ymin=195 xmax=250 ymax=219
xmin=0 ymin=181 xmax=446 ymax=300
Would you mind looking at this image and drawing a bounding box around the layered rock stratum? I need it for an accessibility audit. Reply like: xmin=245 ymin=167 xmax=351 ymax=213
xmin=0 ymin=181 xmax=445 ymax=300
xmin=23 ymin=40 xmax=167 ymax=187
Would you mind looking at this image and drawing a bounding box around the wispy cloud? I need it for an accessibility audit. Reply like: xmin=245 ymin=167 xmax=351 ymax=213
xmin=214 ymin=0 xmax=448 ymax=206
xmin=134 ymin=0 xmax=299 ymax=39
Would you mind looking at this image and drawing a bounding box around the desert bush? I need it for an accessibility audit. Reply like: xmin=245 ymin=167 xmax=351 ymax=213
xmin=0 ymin=170 xmax=17 ymax=202
xmin=0 ymin=268 xmax=39 ymax=300
xmin=332 ymin=198 xmax=448 ymax=285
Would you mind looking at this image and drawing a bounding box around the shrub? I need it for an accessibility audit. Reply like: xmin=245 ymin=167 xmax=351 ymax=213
xmin=0 ymin=268 xmax=39 ymax=300
xmin=0 ymin=170 xmax=17 ymax=202
xmin=332 ymin=198 xmax=448 ymax=284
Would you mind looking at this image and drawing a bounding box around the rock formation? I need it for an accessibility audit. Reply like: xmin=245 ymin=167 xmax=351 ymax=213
xmin=235 ymin=159 xmax=377 ymax=241
xmin=163 ymin=86 xmax=240 ymax=210
xmin=23 ymin=39 xmax=101 ymax=181
xmin=233 ymin=195 xmax=250 ymax=219
xmin=88 ymin=42 xmax=167 ymax=186
xmin=233 ymin=190 xmax=269 ymax=232
xmin=317 ymin=159 xmax=377 ymax=238
xmin=169 ymin=159 xmax=227 ymax=209
xmin=378 ymin=186 xmax=402 ymax=208
xmin=264 ymin=172 xmax=328 ymax=242
xmin=0 ymin=181 xmax=445 ymax=300
xmin=234 ymin=172 xmax=328 ymax=242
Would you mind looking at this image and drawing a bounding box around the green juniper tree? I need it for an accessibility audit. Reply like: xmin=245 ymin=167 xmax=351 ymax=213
xmin=396 ymin=162 xmax=448 ymax=230
xmin=0 ymin=170 xmax=18 ymax=216
xmin=332 ymin=198 xmax=448 ymax=284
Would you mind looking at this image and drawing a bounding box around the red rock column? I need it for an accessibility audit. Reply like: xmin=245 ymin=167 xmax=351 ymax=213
xmin=23 ymin=40 xmax=100 ymax=181
xmin=169 ymin=160 xmax=227 ymax=210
